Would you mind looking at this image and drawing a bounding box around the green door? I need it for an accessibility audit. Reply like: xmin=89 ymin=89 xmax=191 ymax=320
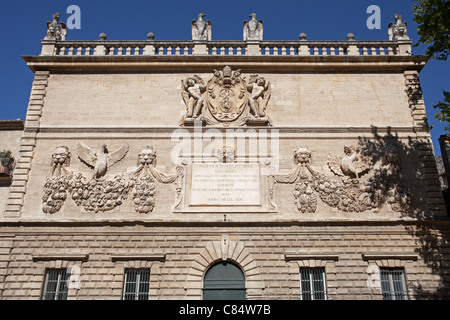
xmin=203 ymin=262 xmax=246 ymax=300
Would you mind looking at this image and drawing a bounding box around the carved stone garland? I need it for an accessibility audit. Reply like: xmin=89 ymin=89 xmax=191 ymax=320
xmin=42 ymin=146 xmax=73 ymax=214
xmin=42 ymin=145 xmax=182 ymax=214
xmin=274 ymin=145 xmax=411 ymax=213
xmin=127 ymin=146 xmax=181 ymax=214
xmin=42 ymin=144 xmax=410 ymax=215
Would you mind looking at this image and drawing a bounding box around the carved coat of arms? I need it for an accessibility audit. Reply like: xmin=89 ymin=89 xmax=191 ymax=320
xmin=181 ymin=66 xmax=272 ymax=127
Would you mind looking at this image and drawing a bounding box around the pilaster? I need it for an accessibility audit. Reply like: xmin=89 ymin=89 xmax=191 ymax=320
xmin=4 ymin=71 xmax=50 ymax=218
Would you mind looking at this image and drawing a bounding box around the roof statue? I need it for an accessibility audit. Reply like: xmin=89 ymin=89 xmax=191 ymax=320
xmin=388 ymin=14 xmax=409 ymax=41
xmin=192 ymin=13 xmax=212 ymax=41
xmin=243 ymin=13 xmax=263 ymax=41
xmin=45 ymin=12 xmax=67 ymax=41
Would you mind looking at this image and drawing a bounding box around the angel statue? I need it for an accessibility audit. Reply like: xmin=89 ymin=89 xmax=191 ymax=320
xmin=192 ymin=13 xmax=212 ymax=41
xmin=388 ymin=14 xmax=409 ymax=41
xmin=45 ymin=13 xmax=67 ymax=41
xmin=75 ymin=142 xmax=129 ymax=180
xmin=243 ymin=13 xmax=263 ymax=41
xmin=181 ymin=76 xmax=206 ymax=119
xmin=247 ymin=75 xmax=271 ymax=118
xmin=327 ymin=145 xmax=370 ymax=179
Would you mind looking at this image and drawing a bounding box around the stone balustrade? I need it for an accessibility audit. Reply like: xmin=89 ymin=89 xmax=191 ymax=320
xmin=40 ymin=39 xmax=412 ymax=57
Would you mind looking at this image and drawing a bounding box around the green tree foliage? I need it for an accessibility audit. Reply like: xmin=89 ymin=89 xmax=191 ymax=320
xmin=413 ymin=0 xmax=450 ymax=60
xmin=413 ymin=0 xmax=450 ymax=130
xmin=434 ymin=90 xmax=450 ymax=131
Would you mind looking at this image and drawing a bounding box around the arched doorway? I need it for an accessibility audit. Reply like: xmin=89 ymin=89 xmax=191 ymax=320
xmin=203 ymin=261 xmax=246 ymax=300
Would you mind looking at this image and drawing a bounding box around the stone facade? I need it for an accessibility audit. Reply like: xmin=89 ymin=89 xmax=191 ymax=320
xmin=1 ymin=224 xmax=445 ymax=300
xmin=1 ymin=14 xmax=449 ymax=300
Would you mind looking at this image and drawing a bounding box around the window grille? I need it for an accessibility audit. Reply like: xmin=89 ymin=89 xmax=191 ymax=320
xmin=123 ymin=268 xmax=150 ymax=300
xmin=42 ymin=268 xmax=70 ymax=300
xmin=380 ymin=268 xmax=408 ymax=300
xmin=300 ymin=267 xmax=327 ymax=300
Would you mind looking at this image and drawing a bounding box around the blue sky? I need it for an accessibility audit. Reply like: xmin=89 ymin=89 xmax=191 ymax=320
xmin=0 ymin=0 xmax=448 ymax=155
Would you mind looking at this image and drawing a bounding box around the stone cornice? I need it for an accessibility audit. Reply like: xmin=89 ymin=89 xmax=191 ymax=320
xmin=111 ymin=254 xmax=166 ymax=262
xmin=32 ymin=254 xmax=89 ymax=262
xmin=361 ymin=253 xmax=419 ymax=261
xmin=1 ymin=218 xmax=449 ymax=230
xmin=22 ymin=54 xmax=428 ymax=73
xmin=32 ymin=126 xmax=432 ymax=142
xmin=0 ymin=120 xmax=24 ymax=131
xmin=284 ymin=254 xmax=340 ymax=261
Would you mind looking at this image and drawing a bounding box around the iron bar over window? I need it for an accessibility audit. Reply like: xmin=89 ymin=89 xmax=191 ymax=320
xmin=300 ymin=267 xmax=327 ymax=300
xmin=42 ymin=268 xmax=70 ymax=300
xmin=380 ymin=268 xmax=408 ymax=300
xmin=123 ymin=268 xmax=150 ymax=300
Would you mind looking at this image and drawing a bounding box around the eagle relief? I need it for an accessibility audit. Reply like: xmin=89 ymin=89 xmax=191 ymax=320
xmin=71 ymin=142 xmax=131 ymax=212
xmin=274 ymin=145 xmax=411 ymax=214
xmin=180 ymin=66 xmax=272 ymax=127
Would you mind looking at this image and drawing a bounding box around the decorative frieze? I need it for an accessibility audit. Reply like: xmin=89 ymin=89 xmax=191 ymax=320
xmin=40 ymin=142 xmax=416 ymax=215
xmin=274 ymin=145 xmax=411 ymax=213
xmin=41 ymin=144 xmax=181 ymax=214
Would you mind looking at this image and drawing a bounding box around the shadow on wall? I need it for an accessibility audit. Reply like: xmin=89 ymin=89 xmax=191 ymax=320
xmin=358 ymin=126 xmax=450 ymax=299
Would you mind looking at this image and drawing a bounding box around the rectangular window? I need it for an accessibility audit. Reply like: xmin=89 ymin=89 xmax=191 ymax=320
xmin=300 ymin=267 xmax=327 ymax=300
xmin=123 ymin=268 xmax=150 ymax=300
xmin=380 ymin=268 xmax=408 ymax=300
xmin=42 ymin=268 xmax=70 ymax=300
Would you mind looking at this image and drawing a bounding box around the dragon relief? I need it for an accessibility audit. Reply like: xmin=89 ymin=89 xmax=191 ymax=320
xmin=180 ymin=66 xmax=272 ymax=127
xmin=274 ymin=145 xmax=411 ymax=214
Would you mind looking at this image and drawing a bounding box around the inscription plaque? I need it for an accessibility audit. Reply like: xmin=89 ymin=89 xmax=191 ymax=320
xmin=190 ymin=163 xmax=260 ymax=206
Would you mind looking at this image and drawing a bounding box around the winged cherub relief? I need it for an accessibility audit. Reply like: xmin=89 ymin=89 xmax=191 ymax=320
xmin=247 ymin=75 xmax=271 ymax=119
xmin=181 ymin=76 xmax=206 ymax=120
xmin=75 ymin=142 xmax=129 ymax=180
